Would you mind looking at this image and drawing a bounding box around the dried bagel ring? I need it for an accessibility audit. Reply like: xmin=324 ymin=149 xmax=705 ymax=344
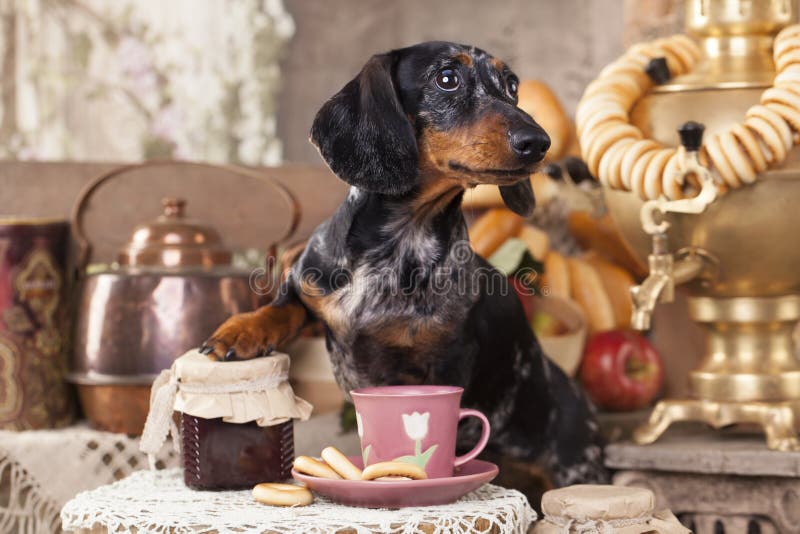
xmin=627 ymin=42 xmax=664 ymax=64
xmin=745 ymin=115 xmax=788 ymax=163
xmin=576 ymin=96 xmax=628 ymax=127
xmin=670 ymin=36 xmax=702 ymax=65
xmin=253 ymin=483 xmax=314 ymax=507
xmin=656 ymin=39 xmax=693 ymax=73
xmin=775 ymin=66 xmax=800 ymax=84
xmin=671 ymin=33 xmax=702 ymax=61
xmin=293 ymin=455 xmax=342 ymax=479
xmin=774 ymin=82 xmax=800 ymax=98
xmin=584 ymin=75 xmax=642 ymax=102
xmin=761 ymin=87 xmax=800 ymax=112
xmin=653 ymin=38 xmax=688 ymax=76
xmin=361 ymin=461 xmax=428 ymax=481
xmin=765 ymin=102 xmax=800 ymax=136
xmin=630 ymin=148 xmax=661 ymax=200
xmin=582 ymin=122 xmax=641 ymax=183
xmin=576 ymin=101 xmax=628 ymax=136
xmin=719 ymin=130 xmax=757 ymax=184
xmin=642 ymin=148 xmax=675 ymax=200
xmin=730 ymin=122 xmax=768 ymax=174
xmin=776 ymin=25 xmax=800 ymax=47
xmin=775 ymin=37 xmax=800 ymax=62
xmin=599 ymin=137 xmax=636 ymax=189
xmin=578 ymin=28 xmax=800 ymax=199
xmin=579 ymin=118 xmax=627 ymax=154
xmin=599 ymin=60 xmax=653 ymax=92
xmin=577 ymin=105 xmax=628 ymax=138
xmin=661 ymin=152 xmax=684 ymax=200
xmin=746 ymin=105 xmax=793 ymax=152
xmin=705 ymin=133 xmax=741 ymax=188
xmin=586 ymin=123 xmax=642 ymax=177
xmin=777 ymin=49 xmax=800 ymax=72
xmin=321 ymin=446 xmax=362 ymax=481
xmin=620 ymin=140 xmax=660 ymax=190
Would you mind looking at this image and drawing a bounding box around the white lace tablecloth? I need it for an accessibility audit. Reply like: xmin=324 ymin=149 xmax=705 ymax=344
xmin=0 ymin=414 xmax=362 ymax=533
xmin=0 ymin=424 xmax=179 ymax=534
xmin=61 ymin=468 xmax=536 ymax=534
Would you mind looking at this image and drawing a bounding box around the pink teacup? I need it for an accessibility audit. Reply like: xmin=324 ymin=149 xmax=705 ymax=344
xmin=350 ymin=385 xmax=490 ymax=479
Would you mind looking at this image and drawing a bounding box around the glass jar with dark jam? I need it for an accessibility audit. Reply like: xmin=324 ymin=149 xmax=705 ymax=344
xmin=139 ymin=351 xmax=311 ymax=491
xmin=181 ymin=414 xmax=294 ymax=490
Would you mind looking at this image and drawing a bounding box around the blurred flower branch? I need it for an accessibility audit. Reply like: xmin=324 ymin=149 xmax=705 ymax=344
xmin=0 ymin=0 xmax=294 ymax=164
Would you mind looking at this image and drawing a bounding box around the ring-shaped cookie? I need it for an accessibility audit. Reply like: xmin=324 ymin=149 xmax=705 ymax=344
xmin=253 ymin=483 xmax=314 ymax=507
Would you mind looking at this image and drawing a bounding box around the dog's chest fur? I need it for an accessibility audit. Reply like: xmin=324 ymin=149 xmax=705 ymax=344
xmin=293 ymin=187 xmax=480 ymax=393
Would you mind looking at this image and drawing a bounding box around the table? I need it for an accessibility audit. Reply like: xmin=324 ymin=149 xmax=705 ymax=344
xmin=0 ymin=413 xmax=361 ymax=533
xmin=0 ymin=424 xmax=179 ymax=534
xmin=60 ymin=469 xmax=536 ymax=534
xmin=607 ymin=424 xmax=800 ymax=534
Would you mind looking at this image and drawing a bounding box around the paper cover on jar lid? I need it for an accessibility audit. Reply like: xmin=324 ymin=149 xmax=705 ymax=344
xmin=535 ymin=484 xmax=690 ymax=534
xmin=542 ymin=484 xmax=654 ymax=520
xmin=171 ymin=350 xmax=312 ymax=425
xmin=139 ymin=349 xmax=312 ymax=466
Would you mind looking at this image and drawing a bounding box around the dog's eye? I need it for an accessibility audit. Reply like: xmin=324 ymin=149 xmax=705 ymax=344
xmin=507 ymin=77 xmax=519 ymax=98
xmin=435 ymin=69 xmax=460 ymax=91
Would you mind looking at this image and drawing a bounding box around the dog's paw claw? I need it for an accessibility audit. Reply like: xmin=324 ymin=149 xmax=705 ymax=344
xmin=224 ymin=348 xmax=237 ymax=361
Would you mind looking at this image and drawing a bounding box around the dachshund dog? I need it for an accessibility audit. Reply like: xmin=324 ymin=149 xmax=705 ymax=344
xmin=202 ymin=41 xmax=608 ymax=490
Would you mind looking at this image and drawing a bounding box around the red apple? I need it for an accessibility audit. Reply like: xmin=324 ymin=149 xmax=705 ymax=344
xmin=579 ymin=330 xmax=663 ymax=411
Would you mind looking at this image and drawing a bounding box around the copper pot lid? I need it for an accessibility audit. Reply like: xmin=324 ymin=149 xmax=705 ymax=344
xmin=118 ymin=198 xmax=232 ymax=268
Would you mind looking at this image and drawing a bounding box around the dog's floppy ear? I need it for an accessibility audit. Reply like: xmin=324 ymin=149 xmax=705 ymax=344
xmin=310 ymin=53 xmax=419 ymax=195
xmin=499 ymin=180 xmax=535 ymax=217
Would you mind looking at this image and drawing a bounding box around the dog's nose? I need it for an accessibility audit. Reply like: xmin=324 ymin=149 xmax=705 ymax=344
xmin=509 ymin=127 xmax=550 ymax=163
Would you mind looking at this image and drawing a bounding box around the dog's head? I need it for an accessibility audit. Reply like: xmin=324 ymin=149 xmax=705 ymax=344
xmin=310 ymin=41 xmax=550 ymax=217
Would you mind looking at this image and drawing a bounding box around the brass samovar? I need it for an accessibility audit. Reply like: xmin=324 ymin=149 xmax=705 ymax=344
xmin=600 ymin=0 xmax=800 ymax=450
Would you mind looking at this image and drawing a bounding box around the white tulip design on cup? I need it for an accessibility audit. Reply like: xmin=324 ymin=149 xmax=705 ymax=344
xmin=394 ymin=411 xmax=438 ymax=470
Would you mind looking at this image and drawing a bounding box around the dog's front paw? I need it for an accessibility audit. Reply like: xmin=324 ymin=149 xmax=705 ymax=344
xmin=200 ymin=311 xmax=278 ymax=361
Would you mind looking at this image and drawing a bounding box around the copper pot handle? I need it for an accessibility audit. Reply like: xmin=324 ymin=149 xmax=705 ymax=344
xmin=71 ymin=161 xmax=302 ymax=273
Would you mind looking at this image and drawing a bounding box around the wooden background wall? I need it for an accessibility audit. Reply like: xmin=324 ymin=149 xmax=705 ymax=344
xmin=0 ymin=0 xmax=704 ymax=396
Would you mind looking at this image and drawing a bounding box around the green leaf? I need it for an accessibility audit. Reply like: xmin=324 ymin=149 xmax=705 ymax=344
xmin=488 ymin=238 xmax=528 ymax=276
xmin=392 ymin=444 xmax=439 ymax=470
xmin=488 ymin=238 xmax=544 ymax=293
xmin=392 ymin=454 xmax=419 ymax=466
xmin=419 ymin=445 xmax=438 ymax=468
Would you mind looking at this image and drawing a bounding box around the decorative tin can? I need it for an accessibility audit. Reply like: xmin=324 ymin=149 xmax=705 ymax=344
xmin=0 ymin=218 xmax=74 ymax=429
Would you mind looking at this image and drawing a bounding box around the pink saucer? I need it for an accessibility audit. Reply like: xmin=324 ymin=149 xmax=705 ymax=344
xmin=292 ymin=456 xmax=498 ymax=508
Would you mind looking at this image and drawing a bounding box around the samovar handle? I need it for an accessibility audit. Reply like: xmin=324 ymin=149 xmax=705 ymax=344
xmin=640 ymin=121 xmax=719 ymax=235
xmin=630 ymin=122 xmax=718 ymax=330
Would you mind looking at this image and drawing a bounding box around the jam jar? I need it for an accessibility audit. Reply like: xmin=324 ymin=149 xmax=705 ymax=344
xmin=181 ymin=415 xmax=294 ymax=490
xmin=139 ymin=350 xmax=312 ymax=491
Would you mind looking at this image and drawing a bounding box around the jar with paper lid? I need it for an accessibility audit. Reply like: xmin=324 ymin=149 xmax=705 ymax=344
xmin=534 ymin=485 xmax=690 ymax=534
xmin=140 ymin=350 xmax=312 ymax=490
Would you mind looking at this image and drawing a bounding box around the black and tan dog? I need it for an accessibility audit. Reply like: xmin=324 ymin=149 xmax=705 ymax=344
xmin=202 ymin=41 xmax=607 ymax=489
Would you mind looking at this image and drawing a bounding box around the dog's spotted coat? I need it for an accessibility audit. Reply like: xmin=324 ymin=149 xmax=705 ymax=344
xmin=204 ymin=41 xmax=609 ymax=492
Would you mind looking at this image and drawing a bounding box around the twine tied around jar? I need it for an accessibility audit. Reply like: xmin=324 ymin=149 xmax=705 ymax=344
xmin=139 ymin=350 xmax=312 ymax=469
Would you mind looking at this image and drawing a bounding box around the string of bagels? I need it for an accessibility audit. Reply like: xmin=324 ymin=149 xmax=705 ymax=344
xmin=577 ymin=25 xmax=800 ymax=201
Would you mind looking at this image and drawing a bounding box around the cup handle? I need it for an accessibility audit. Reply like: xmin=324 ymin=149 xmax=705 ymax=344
xmin=454 ymin=409 xmax=491 ymax=467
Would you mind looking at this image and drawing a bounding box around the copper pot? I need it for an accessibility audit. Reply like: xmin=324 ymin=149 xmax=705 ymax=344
xmin=68 ymin=162 xmax=299 ymax=435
